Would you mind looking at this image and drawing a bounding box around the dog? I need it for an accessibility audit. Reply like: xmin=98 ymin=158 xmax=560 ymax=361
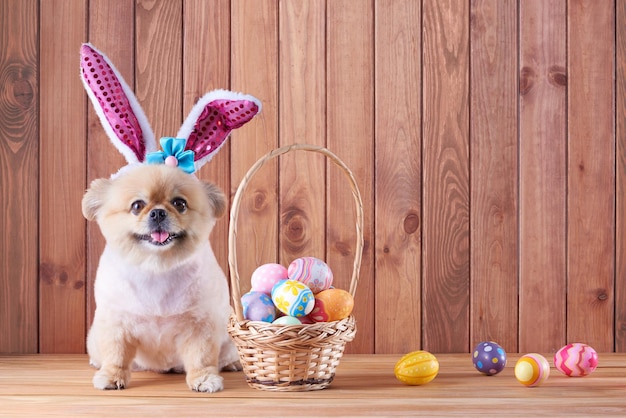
xmin=83 ymin=164 xmax=241 ymax=392
xmin=79 ymin=43 xmax=261 ymax=392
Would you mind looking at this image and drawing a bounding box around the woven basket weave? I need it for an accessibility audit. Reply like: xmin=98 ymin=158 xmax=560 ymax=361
xmin=227 ymin=144 xmax=363 ymax=391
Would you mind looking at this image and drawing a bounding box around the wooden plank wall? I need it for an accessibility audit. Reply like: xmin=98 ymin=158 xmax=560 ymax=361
xmin=1 ymin=0 xmax=625 ymax=355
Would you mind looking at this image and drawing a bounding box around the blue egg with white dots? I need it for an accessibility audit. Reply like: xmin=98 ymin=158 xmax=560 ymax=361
xmin=472 ymin=341 xmax=507 ymax=375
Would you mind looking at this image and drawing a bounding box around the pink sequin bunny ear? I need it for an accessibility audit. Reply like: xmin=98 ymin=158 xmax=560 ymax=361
xmin=177 ymin=89 xmax=261 ymax=171
xmin=81 ymin=43 xmax=261 ymax=172
xmin=80 ymin=43 xmax=156 ymax=164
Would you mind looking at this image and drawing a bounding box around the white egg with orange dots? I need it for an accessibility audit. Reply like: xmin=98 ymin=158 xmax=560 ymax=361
xmin=514 ymin=353 xmax=550 ymax=387
xmin=310 ymin=288 xmax=354 ymax=322
xmin=394 ymin=350 xmax=439 ymax=385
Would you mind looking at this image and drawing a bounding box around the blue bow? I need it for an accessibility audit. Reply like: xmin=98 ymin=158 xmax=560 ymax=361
xmin=145 ymin=137 xmax=196 ymax=174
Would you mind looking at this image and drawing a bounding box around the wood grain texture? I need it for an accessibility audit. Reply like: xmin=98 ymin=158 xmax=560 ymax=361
xmin=5 ymin=0 xmax=626 ymax=355
xmin=2 ymin=354 xmax=626 ymax=415
xmin=230 ymin=0 xmax=279 ymax=292
xmin=567 ymin=0 xmax=615 ymax=351
xmin=0 ymin=0 xmax=38 ymax=353
xmin=278 ymin=0 xmax=326 ymax=265
xmin=374 ymin=0 xmax=421 ymax=354
xmin=39 ymin=0 xmax=87 ymax=353
xmin=422 ymin=0 xmax=471 ymax=353
xmin=469 ymin=0 xmax=518 ymax=351
xmin=326 ymin=0 xmax=375 ymax=354
xmin=85 ymin=0 xmax=135 ymax=339
xmin=135 ymin=0 xmax=183 ymax=137
xmin=617 ymin=0 xmax=626 ymax=351
xmin=183 ymin=0 xmax=232 ymax=274
xmin=518 ymin=0 xmax=567 ymax=353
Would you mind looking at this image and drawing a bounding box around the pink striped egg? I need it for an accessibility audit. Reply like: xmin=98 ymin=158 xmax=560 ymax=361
xmin=554 ymin=343 xmax=598 ymax=377
xmin=287 ymin=257 xmax=333 ymax=294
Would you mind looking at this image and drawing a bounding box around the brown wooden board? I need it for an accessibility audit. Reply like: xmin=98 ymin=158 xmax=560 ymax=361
xmin=617 ymin=0 xmax=626 ymax=352
xmin=567 ymin=0 xmax=615 ymax=352
xmin=374 ymin=0 xmax=422 ymax=354
xmin=39 ymin=0 xmax=88 ymax=353
xmin=422 ymin=0 xmax=471 ymax=353
xmin=183 ymin=0 xmax=232 ymax=275
xmin=0 ymin=0 xmax=39 ymax=353
xmin=326 ymin=0 xmax=375 ymax=354
xmin=230 ymin=0 xmax=279 ymax=293
xmin=469 ymin=0 xmax=519 ymax=352
xmin=2 ymin=354 xmax=626 ymax=415
xmin=518 ymin=0 xmax=567 ymax=353
xmin=135 ymin=0 xmax=183 ymax=138
xmin=278 ymin=0 xmax=326 ymax=265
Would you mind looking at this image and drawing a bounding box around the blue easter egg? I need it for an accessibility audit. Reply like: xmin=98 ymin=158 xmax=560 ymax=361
xmin=241 ymin=291 xmax=276 ymax=322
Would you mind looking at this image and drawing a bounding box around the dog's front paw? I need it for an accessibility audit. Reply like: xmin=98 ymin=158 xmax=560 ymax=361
xmin=93 ymin=367 xmax=131 ymax=390
xmin=187 ymin=372 xmax=224 ymax=393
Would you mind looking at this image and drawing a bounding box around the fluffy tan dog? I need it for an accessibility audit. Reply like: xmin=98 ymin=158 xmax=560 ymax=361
xmin=83 ymin=164 xmax=240 ymax=392
xmin=79 ymin=43 xmax=260 ymax=392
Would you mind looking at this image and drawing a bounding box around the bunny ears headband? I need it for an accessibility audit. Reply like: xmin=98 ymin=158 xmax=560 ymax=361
xmin=80 ymin=43 xmax=261 ymax=175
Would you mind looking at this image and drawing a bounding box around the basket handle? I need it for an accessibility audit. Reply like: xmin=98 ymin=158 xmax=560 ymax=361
xmin=228 ymin=144 xmax=364 ymax=322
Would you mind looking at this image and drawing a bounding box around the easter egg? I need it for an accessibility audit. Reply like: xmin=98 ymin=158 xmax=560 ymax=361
xmin=288 ymin=257 xmax=333 ymax=294
xmin=394 ymin=350 xmax=439 ymax=385
xmin=271 ymin=280 xmax=315 ymax=317
xmin=310 ymin=288 xmax=354 ymax=322
xmin=472 ymin=341 xmax=507 ymax=375
xmin=272 ymin=315 xmax=302 ymax=325
xmin=514 ymin=353 xmax=550 ymax=387
xmin=241 ymin=291 xmax=276 ymax=322
xmin=554 ymin=343 xmax=599 ymax=377
xmin=251 ymin=263 xmax=288 ymax=294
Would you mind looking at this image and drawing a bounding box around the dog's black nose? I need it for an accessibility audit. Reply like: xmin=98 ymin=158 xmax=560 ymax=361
xmin=149 ymin=208 xmax=167 ymax=223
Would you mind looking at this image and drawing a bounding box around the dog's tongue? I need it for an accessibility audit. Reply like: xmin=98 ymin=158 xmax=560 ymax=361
xmin=151 ymin=231 xmax=170 ymax=243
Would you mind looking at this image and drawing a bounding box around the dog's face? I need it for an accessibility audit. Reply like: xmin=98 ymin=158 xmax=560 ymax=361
xmin=82 ymin=164 xmax=226 ymax=271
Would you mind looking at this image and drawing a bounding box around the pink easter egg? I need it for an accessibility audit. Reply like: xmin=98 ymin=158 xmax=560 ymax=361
xmin=251 ymin=263 xmax=288 ymax=294
xmin=554 ymin=343 xmax=599 ymax=377
xmin=288 ymin=257 xmax=333 ymax=294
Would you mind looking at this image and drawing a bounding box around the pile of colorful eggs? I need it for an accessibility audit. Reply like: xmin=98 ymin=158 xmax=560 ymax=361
xmin=394 ymin=341 xmax=599 ymax=387
xmin=240 ymin=256 xmax=354 ymax=325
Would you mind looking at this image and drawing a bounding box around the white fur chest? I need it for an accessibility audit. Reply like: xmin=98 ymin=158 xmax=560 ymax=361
xmin=93 ymin=243 xmax=224 ymax=318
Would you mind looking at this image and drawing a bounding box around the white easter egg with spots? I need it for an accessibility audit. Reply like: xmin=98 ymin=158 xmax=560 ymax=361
xmin=251 ymin=263 xmax=288 ymax=294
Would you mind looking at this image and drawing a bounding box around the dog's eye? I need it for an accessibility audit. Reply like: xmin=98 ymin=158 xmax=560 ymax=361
xmin=172 ymin=198 xmax=187 ymax=213
xmin=131 ymin=200 xmax=146 ymax=215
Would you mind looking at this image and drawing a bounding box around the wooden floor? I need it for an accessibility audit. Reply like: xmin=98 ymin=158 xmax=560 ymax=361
xmin=1 ymin=353 xmax=625 ymax=416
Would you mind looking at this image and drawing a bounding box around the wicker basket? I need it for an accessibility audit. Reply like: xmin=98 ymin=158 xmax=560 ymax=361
xmin=227 ymin=144 xmax=364 ymax=391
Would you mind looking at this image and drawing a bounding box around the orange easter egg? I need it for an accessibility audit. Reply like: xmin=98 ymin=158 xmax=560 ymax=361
xmin=310 ymin=289 xmax=354 ymax=322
